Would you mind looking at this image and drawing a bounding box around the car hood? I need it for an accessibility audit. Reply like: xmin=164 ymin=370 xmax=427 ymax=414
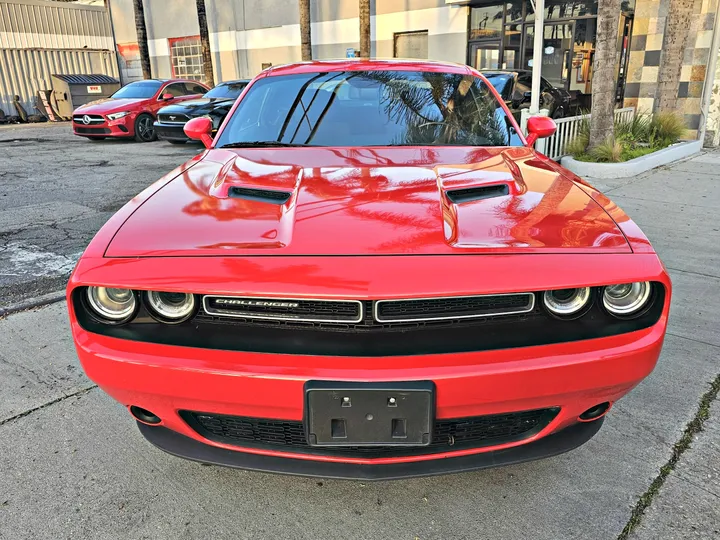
xmin=105 ymin=146 xmax=631 ymax=257
xmin=159 ymin=97 xmax=234 ymax=115
xmin=74 ymin=98 xmax=147 ymax=114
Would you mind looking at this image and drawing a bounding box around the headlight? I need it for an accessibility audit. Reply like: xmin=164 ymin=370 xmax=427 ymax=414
xmin=543 ymin=287 xmax=591 ymax=317
xmin=145 ymin=291 xmax=196 ymax=322
xmin=86 ymin=287 xmax=136 ymax=321
xmin=603 ymin=282 xmax=651 ymax=316
xmin=107 ymin=111 xmax=130 ymax=120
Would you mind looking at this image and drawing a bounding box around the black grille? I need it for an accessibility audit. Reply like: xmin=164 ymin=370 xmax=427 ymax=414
xmin=228 ymin=187 xmax=292 ymax=204
xmin=203 ymin=296 xmax=362 ymax=322
xmin=75 ymin=127 xmax=111 ymax=134
xmin=181 ymin=408 xmax=559 ymax=458
xmin=158 ymin=113 xmax=189 ymax=123
xmin=375 ymin=294 xmax=533 ymax=322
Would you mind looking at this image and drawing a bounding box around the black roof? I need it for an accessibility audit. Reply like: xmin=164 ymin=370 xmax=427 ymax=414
xmin=51 ymin=74 xmax=120 ymax=84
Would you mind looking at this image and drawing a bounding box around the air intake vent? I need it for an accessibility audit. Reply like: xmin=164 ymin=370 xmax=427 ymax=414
xmin=446 ymin=184 xmax=509 ymax=204
xmin=228 ymin=187 xmax=292 ymax=204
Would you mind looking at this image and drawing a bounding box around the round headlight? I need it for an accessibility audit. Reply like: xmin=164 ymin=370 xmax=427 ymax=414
xmin=87 ymin=287 xmax=136 ymax=321
xmin=145 ymin=291 xmax=196 ymax=322
xmin=543 ymin=287 xmax=591 ymax=317
xmin=603 ymin=282 xmax=651 ymax=316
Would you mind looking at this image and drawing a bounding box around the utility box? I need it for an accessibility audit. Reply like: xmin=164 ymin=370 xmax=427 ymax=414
xmin=51 ymin=74 xmax=120 ymax=119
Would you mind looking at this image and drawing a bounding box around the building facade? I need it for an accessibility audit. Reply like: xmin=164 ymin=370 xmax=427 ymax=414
xmin=0 ymin=0 xmax=119 ymax=114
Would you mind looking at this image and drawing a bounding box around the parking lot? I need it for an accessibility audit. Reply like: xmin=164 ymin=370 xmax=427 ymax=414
xmin=0 ymin=124 xmax=718 ymax=540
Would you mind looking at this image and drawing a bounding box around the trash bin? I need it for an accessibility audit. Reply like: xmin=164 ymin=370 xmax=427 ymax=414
xmin=51 ymin=74 xmax=121 ymax=119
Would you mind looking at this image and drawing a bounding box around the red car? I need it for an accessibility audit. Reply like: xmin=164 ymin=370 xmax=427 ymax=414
xmin=72 ymin=79 xmax=209 ymax=142
xmin=67 ymin=60 xmax=670 ymax=480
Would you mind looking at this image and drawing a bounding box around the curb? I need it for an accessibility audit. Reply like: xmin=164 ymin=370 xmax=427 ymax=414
xmin=0 ymin=291 xmax=66 ymax=318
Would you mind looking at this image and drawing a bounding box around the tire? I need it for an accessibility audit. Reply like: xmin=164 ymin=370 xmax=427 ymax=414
xmin=167 ymin=139 xmax=186 ymax=145
xmin=551 ymin=106 xmax=566 ymax=120
xmin=134 ymin=113 xmax=157 ymax=142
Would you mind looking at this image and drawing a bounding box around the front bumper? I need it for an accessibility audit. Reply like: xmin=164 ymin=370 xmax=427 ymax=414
xmin=72 ymin=317 xmax=666 ymax=478
xmin=154 ymin=121 xmax=189 ymax=141
xmin=138 ymin=417 xmax=604 ymax=480
xmin=73 ymin=116 xmax=134 ymax=138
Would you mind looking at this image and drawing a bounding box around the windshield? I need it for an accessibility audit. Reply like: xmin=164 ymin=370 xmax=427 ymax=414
xmin=481 ymin=73 xmax=514 ymax=101
xmin=111 ymin=81 xmax=162 ymax=99
xmin=205 ymin=82 xmax=248 ymax=100
xmin=215 ymin=70 xmax=522 ymax=147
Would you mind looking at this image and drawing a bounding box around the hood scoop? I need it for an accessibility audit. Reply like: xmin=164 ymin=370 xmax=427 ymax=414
xmin=229 ymin=186 xmax=292 ymax=204
xmin=446 ymin=184 xmax=510 ymax=204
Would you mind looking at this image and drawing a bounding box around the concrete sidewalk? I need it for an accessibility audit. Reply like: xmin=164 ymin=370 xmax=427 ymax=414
xmin=0 ymin=151 xmax=719 ymax=540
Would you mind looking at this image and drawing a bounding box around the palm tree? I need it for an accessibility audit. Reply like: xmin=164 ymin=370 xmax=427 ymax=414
xmin=359 ymin=0 xmax=370 ymax=58
xmin=132 ymin=0 xmax=151 ymax=79
xmin=588 ymin=0 xmax=621 ymax=150
xmin=655 ymin=0 xmax=694 ymax=112
xmin=196 ymin=0 xmax=215 ymax=87
xmin=299 ymin=0 xmax=312 ymax=61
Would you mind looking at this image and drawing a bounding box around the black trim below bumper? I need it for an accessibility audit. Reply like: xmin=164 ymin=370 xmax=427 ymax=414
xmin=154 ymin=122 xmax=189 ymax=141
xmin=136 ymin=418 xmax=604 ymax=480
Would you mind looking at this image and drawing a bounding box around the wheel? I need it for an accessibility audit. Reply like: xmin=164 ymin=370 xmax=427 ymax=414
xmin=134 ymin=113 xmax=157 ymax=142
xmin=167 ymin=139 xmax=186 ymax=145
xmin=551 ymin=106 xmax=566 ymax=119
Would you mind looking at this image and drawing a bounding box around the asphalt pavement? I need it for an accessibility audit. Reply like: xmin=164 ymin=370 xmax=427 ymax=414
xmin=0 ymin=125 xmax=718 ymax=539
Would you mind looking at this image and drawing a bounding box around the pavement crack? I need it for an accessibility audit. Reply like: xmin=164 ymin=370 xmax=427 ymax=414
xmin=617 ymin=371 xmax=720 ymax=539
xmin=0 ymin=385 xmax=97 ymax=427
xmin=665 ymin=267 xmax=720 ymax=280
xmin=666 ymin=332 xmax=720 ymax=350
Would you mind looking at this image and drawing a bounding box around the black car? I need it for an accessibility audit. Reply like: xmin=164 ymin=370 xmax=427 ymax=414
xmin=154 ymin=79 xmax=250 ymax=143
xmin=480 ymin=70 xmax=573 ymax=120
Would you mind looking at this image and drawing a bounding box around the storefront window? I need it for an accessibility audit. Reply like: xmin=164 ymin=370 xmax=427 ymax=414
xmin=470 ymin=5 xmax=505 ymax=40
xmin=524 ymin=23 xmax=573 ymax=88
xmin=526 ymin=0 xmax=598 ymax=20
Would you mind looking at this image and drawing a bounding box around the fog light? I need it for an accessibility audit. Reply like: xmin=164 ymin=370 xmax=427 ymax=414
xmin=145 ymin=291 xmax=196 ymax=322
xmin=86 ymin=287 xmax=136 ymax=322
xmin=543 ymin=287 xmax=591 ymax=317
xmin=603 ymin=282 xmax=651 ymax=316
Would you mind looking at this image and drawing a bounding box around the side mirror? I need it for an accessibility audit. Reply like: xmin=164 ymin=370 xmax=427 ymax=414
xmin=184 ymin=116 xmax=213 ymax=148
xmin=161 ymin=93 xmax=174 ymax=101
xmin=526 ymin=116 xmax=557 ymax=146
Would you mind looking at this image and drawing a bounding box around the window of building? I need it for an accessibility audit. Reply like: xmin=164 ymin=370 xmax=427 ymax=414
xmin=169 ymin=36 xmax=204 ymax=81
xmin=394 ymin=31 xmax=429 ymax=59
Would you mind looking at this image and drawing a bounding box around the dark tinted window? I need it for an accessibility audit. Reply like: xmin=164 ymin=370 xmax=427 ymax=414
xmin=216 ymin=71 xmax=522 ymax=147
xmin=111 ymin=80 xmax=162 ymax=99
xmin=185 ymin=83 xmax=208 ymax=95
xmin=205 ymin=82 xmax=248 ymax=99
xmin=163 ymin=83 xmax=187 ymax=97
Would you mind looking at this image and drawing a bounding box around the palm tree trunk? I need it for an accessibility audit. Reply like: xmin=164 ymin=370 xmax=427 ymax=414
xmin=299 ymin=0 xmax=312 ymax=61
xmin=132 ymin=0 xmax=151 ymax=79
xmin=655 ymin=0 xmax=694 ymax=113
xmin=196 ymin=0 xmax=215 ymax=87
xmin=359 ymin=0 xmax=370 ymax=58
xmin=588 ymin=0 xmax=621 ymax=150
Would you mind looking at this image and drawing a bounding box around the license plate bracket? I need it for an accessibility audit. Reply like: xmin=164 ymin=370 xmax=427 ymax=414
xmin=305 ymin=381 xmax=434 ymax=447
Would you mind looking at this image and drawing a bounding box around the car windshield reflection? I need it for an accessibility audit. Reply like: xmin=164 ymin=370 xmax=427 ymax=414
xmin=215 ymin=71 xmax=522 ymax=148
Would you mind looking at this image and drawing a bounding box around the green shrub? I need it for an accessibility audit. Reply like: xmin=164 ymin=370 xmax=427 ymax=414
xmin=649 ymin=111 xmax=687 ymax=146
xmin=588 ymin=137 xmax=623 ymax=163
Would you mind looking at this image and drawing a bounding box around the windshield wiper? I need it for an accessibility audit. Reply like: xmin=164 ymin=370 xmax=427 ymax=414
xmin=219 ymin=141 xmax=314 ymax=148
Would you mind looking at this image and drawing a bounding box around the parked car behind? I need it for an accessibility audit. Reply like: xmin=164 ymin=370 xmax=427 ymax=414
xmin=72 ymin=79 xmax=209 ymax=142
xmin=481 ymin=69 xmax=573 ymax=120
xmin=154 ymin=79 xmax=250 ymax=144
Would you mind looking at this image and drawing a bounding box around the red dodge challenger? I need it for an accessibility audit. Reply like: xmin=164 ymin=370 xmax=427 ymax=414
xmin=67 ymin=60 xmax=670 ymax=480
xmin=72 ymin=79 xmax=209 ymax=142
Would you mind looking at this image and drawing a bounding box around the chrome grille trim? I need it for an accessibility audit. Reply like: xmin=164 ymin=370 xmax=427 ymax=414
xmin=202 ymin=296 xmax=364 ymax=323
xmin=373 ymin=293 xmax=536 ymax=323
xmin=73 ymin=114 xmax=105 ymax=124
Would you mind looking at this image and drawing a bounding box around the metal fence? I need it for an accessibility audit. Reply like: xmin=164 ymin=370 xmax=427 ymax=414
xmin=540 ymin=107 xmax=636 ymax=161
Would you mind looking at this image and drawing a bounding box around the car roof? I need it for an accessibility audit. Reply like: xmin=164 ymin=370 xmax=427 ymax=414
xmin=263 ymin=59 xmax=474 ymax=77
